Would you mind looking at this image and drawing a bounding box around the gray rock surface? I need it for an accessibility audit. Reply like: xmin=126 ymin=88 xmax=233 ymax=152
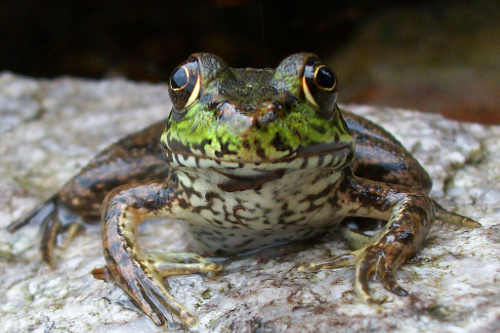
xmin=0 ymin=73 xmax=499 ymax=332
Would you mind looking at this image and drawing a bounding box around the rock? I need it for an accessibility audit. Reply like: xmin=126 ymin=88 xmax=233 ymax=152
xmin=0 ymin=73 xmax=499 ymax=333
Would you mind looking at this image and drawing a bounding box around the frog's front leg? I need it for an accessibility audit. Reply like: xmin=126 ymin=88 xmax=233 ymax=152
xmin=302 ymin=173 xmax=436 ymax=304
xmin=91 ymin=181 xmax=222 ymax=327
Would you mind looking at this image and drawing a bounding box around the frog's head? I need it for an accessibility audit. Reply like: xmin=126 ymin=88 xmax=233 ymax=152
xmin=162 ymin=53 xmax=354 ymax=174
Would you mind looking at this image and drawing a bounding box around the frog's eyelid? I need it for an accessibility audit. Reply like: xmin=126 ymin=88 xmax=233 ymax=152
xmin=185 ymin=75 xmax=201 ymax=109
xmin=302 ymin=75 xmax=319 ymax=108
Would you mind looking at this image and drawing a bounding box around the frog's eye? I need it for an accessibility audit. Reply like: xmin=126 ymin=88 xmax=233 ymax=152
xmin=302 ymin=58 xmax=338 ymax=115
xmin=168 ymin=60 xmax=201 ymax=112
xmin=314 ymin=66 xmax=336 ymax=90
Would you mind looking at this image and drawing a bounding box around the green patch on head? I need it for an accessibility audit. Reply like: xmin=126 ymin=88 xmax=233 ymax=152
xmin=162 ymin=102 xmax=353 ymax=164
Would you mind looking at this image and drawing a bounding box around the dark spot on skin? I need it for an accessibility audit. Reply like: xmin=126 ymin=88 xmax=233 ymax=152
xmin=300 ymin=157 xmax=309 ymax=169
xmin=311 ymin=124 xmax=326 ymax=134
xmin=205 ymin=192 xmax=216 ymax=201
xmin=283 ymin=95 xmax=298 ymax=112
xmin=271 ymin=132 xmax=290 ymax=152
xmin=173 ymin=154 xmax=185 ymax=167
xmin=255 ymin=141 xmax=267 ymax=160
xmin=235 ymin=238 xmax=254 ymax=248
xmin=178 ymin=198 xmax=190 ymax=209
xmin=403 ymin=204 xmax=428 ymax=219
xmin=354 ymin=162 xmax=392 ymax=182
xmin=215 ymin=140 xmax=237 ymax=158
xmin=317 ymin=154 xmax=326 ymax=167
xmin=300 ymin=182 xmax=336 ymax=210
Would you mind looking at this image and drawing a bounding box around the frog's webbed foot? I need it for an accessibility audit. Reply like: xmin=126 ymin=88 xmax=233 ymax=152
xmin=7 ymin=195 xmax=83 ymax=267
xmin=92 ymin=251 xmax=221 ymax=326
xmin=339 ymin=227 xmax=409 ymax=299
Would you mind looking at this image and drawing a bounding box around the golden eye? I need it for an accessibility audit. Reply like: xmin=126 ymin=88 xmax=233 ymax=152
xmin=168 ymin=60 xmax=201 ymax=111
xmin=301 ymin=57 xmax=338 ymax=115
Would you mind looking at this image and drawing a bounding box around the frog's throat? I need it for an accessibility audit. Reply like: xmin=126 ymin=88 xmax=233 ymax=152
xmin=163 ymin=144 xmax=354 ymax=174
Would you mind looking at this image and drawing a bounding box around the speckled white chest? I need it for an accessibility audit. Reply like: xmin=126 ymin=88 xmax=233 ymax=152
xmin=170 ymin=167 xmax=345 ymax=253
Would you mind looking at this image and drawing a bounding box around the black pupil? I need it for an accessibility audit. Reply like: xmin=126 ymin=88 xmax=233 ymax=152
xmin=171 ymin=67 xmax=188 ymax=89
xmin=315 ymin=67 xmax=335 ymax=89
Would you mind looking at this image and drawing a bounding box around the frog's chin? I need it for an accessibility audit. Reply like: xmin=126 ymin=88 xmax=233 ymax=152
xmin=164 ymin=147 xmax=352 ymax=176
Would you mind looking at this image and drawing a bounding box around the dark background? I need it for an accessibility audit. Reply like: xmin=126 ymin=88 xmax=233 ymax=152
xmin=1 ymin=0 xmax=498 ymax=123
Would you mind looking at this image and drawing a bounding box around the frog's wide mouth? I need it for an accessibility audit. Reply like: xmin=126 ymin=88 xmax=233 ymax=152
xmin=163 ymin=140 xmax=354 ymax=173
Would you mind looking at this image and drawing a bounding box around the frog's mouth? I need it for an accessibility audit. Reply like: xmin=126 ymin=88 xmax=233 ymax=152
xmin=163 ymin=137 xmax=354 ymax=175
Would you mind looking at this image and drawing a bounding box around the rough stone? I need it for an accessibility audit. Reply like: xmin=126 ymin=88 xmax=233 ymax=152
xmin=0 ymin=73 xmax=499 ymax=332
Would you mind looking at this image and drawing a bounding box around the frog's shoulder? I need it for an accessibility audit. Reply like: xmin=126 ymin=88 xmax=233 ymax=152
xmin=342 ymin=109 xmax=401 ymax=145
xmin=341 ymin=109 xmax=432 ymax=192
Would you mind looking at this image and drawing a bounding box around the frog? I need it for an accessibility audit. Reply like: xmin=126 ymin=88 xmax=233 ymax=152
xmin=8 ymin=52 xmax=480 ymax=327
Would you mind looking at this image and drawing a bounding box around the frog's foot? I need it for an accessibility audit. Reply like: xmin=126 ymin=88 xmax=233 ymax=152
xmin=299 ymin=227 xmax=409 ymax=305
xmin=93 ymin=250 xmax=222 ymax=327
xmin=434 ymin=201 xmax=482 ymax=229
xmin=7 ymin=195 xmax=82 ymax=267
xmin=351 ymin=244 xmax=410 ymax=304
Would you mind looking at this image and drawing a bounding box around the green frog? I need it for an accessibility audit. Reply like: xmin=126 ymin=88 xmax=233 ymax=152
xmin=8 ymin=53 xmax=479 ymax=327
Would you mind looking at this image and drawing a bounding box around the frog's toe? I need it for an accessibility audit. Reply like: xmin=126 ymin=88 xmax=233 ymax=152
xmin=93 ymin=264 xmax=197 ymax=327
xmin=8 ymin=196 xmax=59 ymax=266
xmin=39 ymin=211 xmax=60 ymax=267
xmin=8 ymin=195 xmax=83 ymax=267
xmin=127 ymin=267 xmax=198 ymax=327
xmin=354 ymin=248 xmax=409 ymax=305
xmin=297 ymin=253 xmax=354 ymax=271
xmin=99 ymin=250 xmax=222 ymax=327
xmin=379 ymin=269 xmax=408 ymax=296
xmin=147 ymin=251 xmax=223 ymax=276
xmin=434 ymin=202 xmax=482 ymax=228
